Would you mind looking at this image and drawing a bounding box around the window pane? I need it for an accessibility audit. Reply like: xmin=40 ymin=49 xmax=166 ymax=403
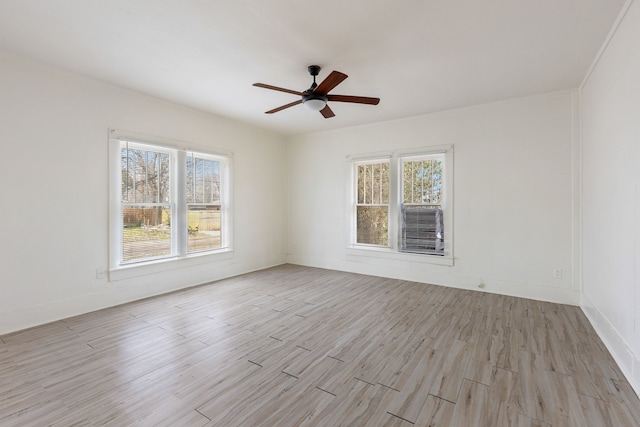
xmin=380 ymin=162 xmax=389 ymax=203
xmin=121 ymin=206 xmax=172 ymax=262
xmin=187 ymin=154 xmax=221 ymax=204
xmin=121 ymin=146 xmax=170 ymax=204
xmin=357 ymin=161 xmax=389 ymax=205
xmin=205 ymin=160 xmax=221 ymax=204
xmin=356 ymin=206 xmax=388 ymax=246
xmin=403 ymin=158 xmax=443 ymax=204
xmin=371 ymin=164 xmax=379 ymax=203
xmin=431 ymin=159 xmax=443 ymax=203
xmin=357 ymin=165 xmax=365 ymax=204
xmin=403 ymin=161 xmax=413 ymax=203
xmin=187 ymin=205 xmax=222 ymax=253
xmin=371 ymin=163 xmax=390 ymax=204
xmin=412 ymin=161 xmax=422 ymax=203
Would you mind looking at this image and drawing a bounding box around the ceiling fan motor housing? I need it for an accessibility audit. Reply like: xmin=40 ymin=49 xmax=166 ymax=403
xmin=307 ymin=65 xmax=321 ymax=76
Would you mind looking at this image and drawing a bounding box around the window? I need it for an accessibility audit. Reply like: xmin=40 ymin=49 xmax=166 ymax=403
xmin=355 ymin=160 xmax=389 ymax=246
xmin=110 ymin=134 xmax=231 ymax=270
xmin=120 ymin=142 xmax=173 ymax=262
xmin=350 ymin=146 xmax=452 ymax=262
xmin=186 ymin=153 xmax=223 ymax=254
xmin=401 ymin=154 xmax=444 ymax=255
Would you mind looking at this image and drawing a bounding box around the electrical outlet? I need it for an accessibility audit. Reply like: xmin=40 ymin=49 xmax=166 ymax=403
xmin=96 ymin=267 xmax=106 ymax=279
xmin=553 ymin=268 xmax=562 ymax=279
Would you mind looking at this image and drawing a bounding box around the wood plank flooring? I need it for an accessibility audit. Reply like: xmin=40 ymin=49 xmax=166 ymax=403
xmin=1 ymin=264 xmax=639 ymax=426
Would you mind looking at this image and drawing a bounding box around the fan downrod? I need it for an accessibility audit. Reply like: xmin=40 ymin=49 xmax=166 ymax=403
xmin=307 ymin=65 xmax=321 ymax=91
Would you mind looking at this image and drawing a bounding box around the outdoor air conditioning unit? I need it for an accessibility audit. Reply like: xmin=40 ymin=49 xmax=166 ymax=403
xmin=401 ymin=206 xmax=444 ymax=254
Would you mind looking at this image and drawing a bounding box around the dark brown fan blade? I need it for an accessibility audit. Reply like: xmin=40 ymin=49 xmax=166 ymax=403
xmin=253 ymin=83 xmax=303 ymax=96
xmin=314 ymin=71 xmax=348 ymax=95
xmin=327 ymin=94 xmax=380 ymax=105
xmin=319 ymin=104 xmax=335 ymax=118
xmin=265 ymin=99 xmax=302 ymax=114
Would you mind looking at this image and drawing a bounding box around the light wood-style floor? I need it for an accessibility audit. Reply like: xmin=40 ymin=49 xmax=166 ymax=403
xmin=1 ymin=265 xmax=639 ymax=426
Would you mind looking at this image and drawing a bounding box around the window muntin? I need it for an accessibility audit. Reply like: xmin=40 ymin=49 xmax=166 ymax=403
xmin=355 ymin=160 xmax=389 ymax=246
xmin=402 ymin=155 xmax=443 ymax=206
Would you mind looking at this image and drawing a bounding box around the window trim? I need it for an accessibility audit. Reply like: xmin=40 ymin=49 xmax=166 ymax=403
xmin=108 ymin=129 xmax=233 ymax=279
xmin=347 ymin=145 xmax=454 ymax=266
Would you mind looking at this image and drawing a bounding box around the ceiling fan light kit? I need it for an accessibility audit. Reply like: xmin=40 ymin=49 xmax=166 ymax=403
xmin=302 ymin=94 xmax=327 ymax=111
xmin=253 ymin=65 xmax=380 ymax=119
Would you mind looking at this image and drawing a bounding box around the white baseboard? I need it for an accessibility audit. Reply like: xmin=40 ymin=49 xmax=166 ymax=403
xmin=286 ymin=254 xmax=580 ymax=306
xmin=0 ymin=258 xmax=286 ymax=336
xmin=581 ymin=293 xmax=640 ymax=397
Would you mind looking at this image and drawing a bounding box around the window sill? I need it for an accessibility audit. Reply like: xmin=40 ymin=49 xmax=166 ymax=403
xmin=109 ymin=248 xmax=234 ymax=282
xmin=345 ymin=246 xmax=454 ymax=267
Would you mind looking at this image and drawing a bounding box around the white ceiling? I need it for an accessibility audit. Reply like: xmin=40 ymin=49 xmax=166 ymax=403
xmin=0 ymin=0 xmax=625 ymax=135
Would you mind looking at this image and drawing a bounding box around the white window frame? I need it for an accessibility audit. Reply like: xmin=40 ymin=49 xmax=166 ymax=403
xmin=108 ymin=130 xmax=233 ymax=280
xmin=185 ymin=151 xmax=229 ymax=254
xmin=400 ymin=153 xmax=446 ymax=255
xmin=353 ymin=158 xmax=390 ymax=247
xmin=347 ymin=145 xmax=454 ymax=266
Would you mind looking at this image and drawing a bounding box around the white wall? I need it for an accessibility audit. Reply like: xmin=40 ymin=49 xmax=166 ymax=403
xmin=581 ymin=0 xmax=640 ymax=393
xmin=287 ymin=91 xmax=579 ymax=304
xmin=0 ymin=51 xmax=287 ymax=334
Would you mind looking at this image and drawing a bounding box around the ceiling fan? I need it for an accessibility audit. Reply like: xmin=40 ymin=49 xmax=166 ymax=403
xmin=253 ymin=65 xmax=380 ymax=118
